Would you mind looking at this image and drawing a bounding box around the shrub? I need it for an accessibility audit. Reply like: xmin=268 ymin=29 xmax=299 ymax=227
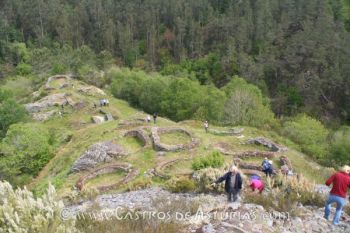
xmin=222 ymin=76 xmax=275 ymax=127
xmin=165 ymin=176 xmax=196 ymax=193
xmin=0 ymin=123 xmax=55 ymax=185
xmin=282 ymin=114 xmax=329 ymax=159
xmin=328 ymin=126 xmax=350 ymax=166
xmin=0 ymin=89 xmax=28 ymax=138
xmin=15 ymin=63 xmax=33 ymax=75
xmin=192 ymin=151 xmax=224 ymax=171
xmin=127 ymin=178 xmax=153 ymax=191
xmin=0 ymin=181 xmax=78 ymax=232
xmin=192 ymin=167 xmax=226 ymax=193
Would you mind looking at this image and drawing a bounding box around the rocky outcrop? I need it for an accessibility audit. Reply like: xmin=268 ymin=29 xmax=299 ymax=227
xmin=75 ymin=163 xmax=138 ymax=191
xmin=77 ymin=86 xmax=106 ymax=96
xmin=45 ymin=75 xmax=71 ymax=90
xmin=71 ymin=141 xmax=126 ymax=172
xmin=151 ymin=127 xmax=199 ymax=152
xmin=123 ymin=128 xmax=152 ymax=148
xmin=65 ymin=188 xmax=350 ymax=233
xmin=25 ymin=93 xmax=75 ymax=113
xmin=245 ymin=137 xmax=288 ymax=152
xmin=32 ymin=110 xmax=57 ymax=121
xmin=91 ymin=116 xmax=105 ymax=124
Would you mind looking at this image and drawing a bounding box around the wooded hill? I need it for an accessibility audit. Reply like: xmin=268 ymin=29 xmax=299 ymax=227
xmin=1 ymin=0 xmax=350 ymax=124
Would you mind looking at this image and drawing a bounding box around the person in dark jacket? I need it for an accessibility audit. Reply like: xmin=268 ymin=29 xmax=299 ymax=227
xmin=213 ymin=165 xmax=243 ymax=202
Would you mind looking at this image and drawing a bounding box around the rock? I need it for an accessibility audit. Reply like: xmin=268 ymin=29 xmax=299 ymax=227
xmin=25 ymin=93 xmax=74 ymax=113
xmin=202 ymin=223 xmax=216 ymax=233
xmin=156 ymin=151 xmax=166 ymax=156
xmin=71 ymin=141 xmax=126 ymax=172
xmin=77 ymin=86 xmax=106 ymax=96
xmin=246 ymin=137 xmax=288 ymax=152
xmin=92 ymin=116 xmax=105 ymax=124
xmin=105 ymin=113 xmax=114 ymax=121
xmin=32 ymin=110 xmax=56 ymax=121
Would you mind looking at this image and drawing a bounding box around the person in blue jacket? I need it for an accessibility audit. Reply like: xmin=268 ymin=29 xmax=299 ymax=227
xmin=213 ymin=165 xmax=243 ymax=202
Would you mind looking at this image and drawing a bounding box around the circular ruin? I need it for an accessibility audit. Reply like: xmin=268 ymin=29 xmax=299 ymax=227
xmin=152 ymin=158 xmax=192 ymax=178
xmin=151 ymin=127 xmax=199 ymax=152
xmin=75 ymin=163 xmax=138 ymax=191
xmin=45 ymin=74 xmax=72 ymax=90
xmin=123 ymin=128 xmax=152 ymax=148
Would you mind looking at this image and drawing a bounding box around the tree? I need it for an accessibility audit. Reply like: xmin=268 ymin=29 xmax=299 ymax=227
xmin=0 ymin=123 xmax=54 ymax=185
xmin=0 ymin=90 xmax=27 ymax=138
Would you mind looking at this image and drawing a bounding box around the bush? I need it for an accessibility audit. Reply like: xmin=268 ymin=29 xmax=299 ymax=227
xmin=282 ymin=114 xmax=329 ymax=159
xmin=192 ymin=151 xmax=225 ymax=171
xmin=0 ymin=89 xmax=28 ymax=138
xmin=328 ymin=126 xmax=350 ymax=166
xmin=0 ymin=123 xmax=55 ymax=185
xmin=223 ymin=76 xmax=276 ymax=127
xmin=165 ymin=176 xmax=196 ymax=193
xmin=15 ymin=63 xmax=33 ymax=75
xmin=0 ymin=181 xmax=78 ymax=232
xmin=192 ymin=167 xmax=226 ymax=193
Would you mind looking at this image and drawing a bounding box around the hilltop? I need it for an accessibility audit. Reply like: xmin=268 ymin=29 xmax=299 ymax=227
xmin=0 ymin=74 xmax=345 ymax=232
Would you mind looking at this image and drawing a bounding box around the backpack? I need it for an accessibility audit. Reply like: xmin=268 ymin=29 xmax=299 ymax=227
xmin=262 ymin=161 xmax=270 ymax=171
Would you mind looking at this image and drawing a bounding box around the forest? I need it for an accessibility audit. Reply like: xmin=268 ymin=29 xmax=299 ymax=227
xmin=1 ymin=0 xmax=350 ymax=125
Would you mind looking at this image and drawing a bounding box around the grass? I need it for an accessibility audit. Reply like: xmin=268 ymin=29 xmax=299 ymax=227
xmin=84 ymin=170 xmax=126 ymax=189
xmin=25 ymin=76 xmax=334 ymax=199
xmin=159 ymin=131 xmax=192 ymax=145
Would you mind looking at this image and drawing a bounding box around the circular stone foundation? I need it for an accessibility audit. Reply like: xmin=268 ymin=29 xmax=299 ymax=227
xmin=76 ymin=163 xmax=138 ymax=191
xmin=151 ymin=127 xmax=199 ymax=152
xmin=123 ymin=128 xmax=152 ymax=148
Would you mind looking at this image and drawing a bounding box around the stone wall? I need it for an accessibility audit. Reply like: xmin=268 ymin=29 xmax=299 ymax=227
xmin=123 ymin=128 xmax=152 ymax=148
xmin=151 ymin=127 xmax=199 ymax=152
xmin=44 ymin=74 xmax=71 ymax=90
xmin=75 ymin=163 xmax=135 ymax=191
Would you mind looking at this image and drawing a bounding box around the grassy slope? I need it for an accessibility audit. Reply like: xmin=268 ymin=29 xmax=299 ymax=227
xmin=15 ymin=77 xmax=331 ymax=197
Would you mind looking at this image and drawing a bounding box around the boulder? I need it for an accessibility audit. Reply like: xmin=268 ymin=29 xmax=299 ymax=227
xmin=71 ymin=141 xmax=126 ymax=172
xmin=92 ymin=115 xmax=105 ymax=124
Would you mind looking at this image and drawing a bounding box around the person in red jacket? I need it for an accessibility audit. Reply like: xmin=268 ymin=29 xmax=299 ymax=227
xmin=324 ymin=165 xmax=350 ymax=225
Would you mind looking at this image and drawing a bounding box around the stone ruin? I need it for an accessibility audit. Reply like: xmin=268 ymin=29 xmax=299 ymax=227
xmin=44 ymin=74 xmax=72 ymax=90
xmin=151 ymin=157 xmax=192 ymax=179
xmin=75 ymin=163 xmax=139 ymax=191
xmin=123 ymin=128 xmax=152 ymax=148
xmin=234 ymin=151 xmax=275 ymax=159
xmin=71 ymin=141 xmax=127 ymax=173
xmin=118 ymin=118 xmax=147 ymax=128
xmin=280 ymin=155 xmax=293 ymax=170
xmin=25 ymin=93 xmax=75 ymax=113
xmin=151 ymin=127 xmax=199 ymax=152
xmin=245 ymin=137 xmax=288 ymax=152
xmin=208 ymin=127 xmax=244 ymax=136
xmin=77 ymin=85 xmax=106 ymax=96
xmin=91 ymin=109 xmax=115 ymax=124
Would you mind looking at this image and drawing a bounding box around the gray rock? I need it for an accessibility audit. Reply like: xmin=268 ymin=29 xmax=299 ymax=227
xmin=32 ymin=110 xmax=56 ymax=121
xmin=71 ymin=141 xmax=126 ymax=172
xmin=92 ymin=116 xmax=105 ymax=124
xmin=246 ymin=137 xmax=288 ymax=152
xmin=25 ymin=93 xmax=74 ymax=113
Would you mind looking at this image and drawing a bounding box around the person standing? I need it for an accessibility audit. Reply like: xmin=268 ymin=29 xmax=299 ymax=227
xmin=204 ymin=120 xmax=209 ymax=133
xmin=153 ymin=113 xmax=157 ymax=124
xmin=146 ymin=115 xmax=151 ymax=123
xmin=212 ymin=165 xmax=243 ymax=202
xmin=324 ymin=165 xmax=350 ymax=225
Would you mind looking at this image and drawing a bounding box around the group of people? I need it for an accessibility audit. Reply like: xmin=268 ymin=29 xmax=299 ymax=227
xmin=213 ymin=162 xmax=350 ymax=226
xmin=146 ymin=113 xmax=158 ymax=124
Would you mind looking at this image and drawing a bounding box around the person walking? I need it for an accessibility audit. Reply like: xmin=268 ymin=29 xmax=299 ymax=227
xmin=324 ymin=165 xmax=350 ymax=225
xmin=262 ymin=158 xmax=273 ymax=177
xmin=204 ymin=120 xmax=209 ymax=133
xmin=212 ymin=165 xmax=243 ymax=202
